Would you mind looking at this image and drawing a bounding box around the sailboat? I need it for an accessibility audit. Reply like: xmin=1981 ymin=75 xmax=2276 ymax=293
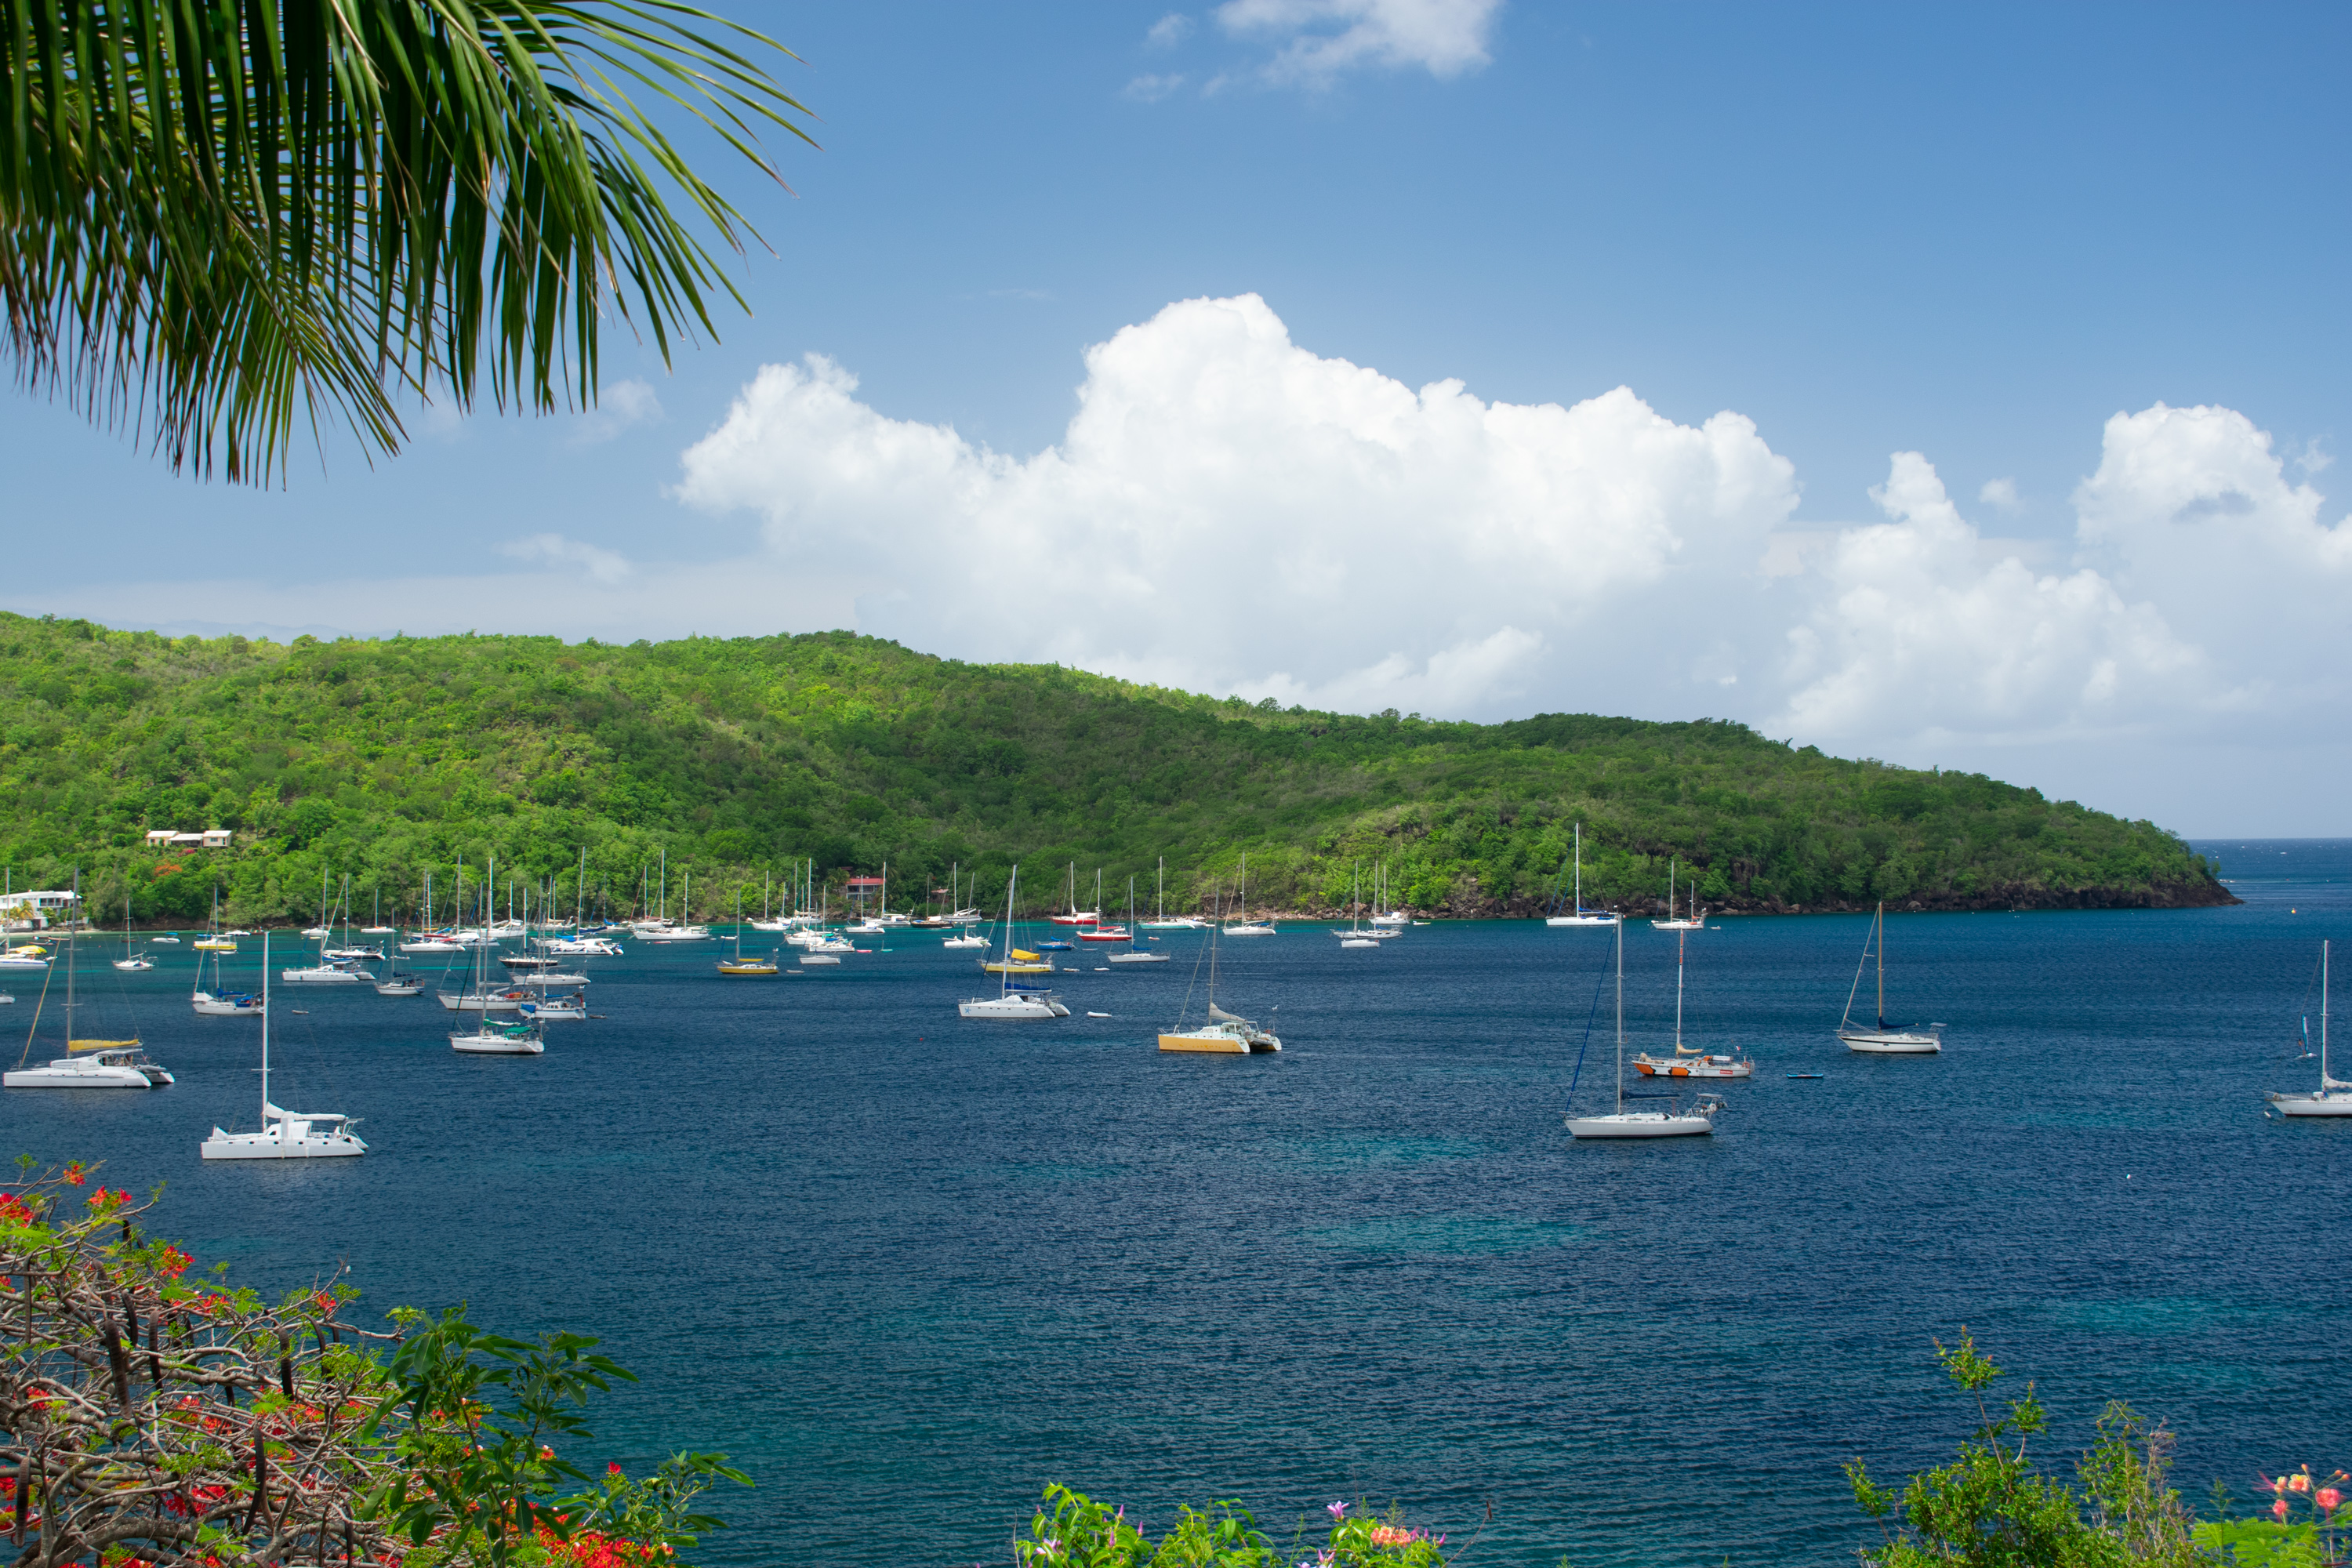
xmin=1632 ymin=924 xmax=1752 ymax=1078
xmin=362 ymin=886 xmax=396 ymax=935
xmin=440 ymin=856 xmax=526 ymax=1014
xmin=1650 ymin=858 xmax=1704 ymax=931
xmin=2268 ymin=940 xmax=2352 ymax=1116
xmin=113 ymin=897 xmax=153 ymax=969
xmin=8 ymin=880 xmax=174 ymax=1088
xmin=1566 ymin=919 xmax=1722 ymax=1138
xmin=1370 ymin=861 xmax=1409 ymax=928
xmin=1160 ymin=886 xmax=1280 ymax=1052
xmin=284 ymin=870 xmax=371 ymax=982
xmin=1109 ymin=877 xmax=1170 ymax=964
xmin=1334 ymin=863 xmax=1380 ymax=948
xmin=1222 ymin=853 xmax=1275 ymax=936
xmin=194 ymin=889 xmax=238 ymax=952
xmin=1138 ymin=857 xmax=1203 ymax=929
xmin=717 ymin=887 xmax=780 ymax=975
xmin=193 ymin=929 xmax=264 ymax=1014
xmin=1547 ymin=823 xmax=1621 ymax=927
xmin=1050 ymin=862 xmax=1101 ymax=925
xmin=201 ymin=933 xmax=365 ymax=1156
xmin=942 ymin=867 xmax=992 ymax=947
xmin=1081 ymin=870 xmax=1131 ymax=942
xmin=1837 ymin=902 xmax=1942 ymax=1054
xmin=961 ymin=867 xmax=1069 ymax=1018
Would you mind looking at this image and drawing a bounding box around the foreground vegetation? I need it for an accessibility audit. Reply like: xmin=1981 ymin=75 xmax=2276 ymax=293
xmin=0 ymin=1161 xmax=742 ymax=1568
xmin=0 ymin=613 xmax=2227 ymax=926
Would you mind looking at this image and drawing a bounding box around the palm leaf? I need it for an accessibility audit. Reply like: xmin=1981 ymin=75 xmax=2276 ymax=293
xmin=0 ymin=0 xmax=814 ymax=482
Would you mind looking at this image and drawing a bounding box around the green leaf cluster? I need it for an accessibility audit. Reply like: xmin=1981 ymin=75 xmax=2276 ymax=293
xmin=0 ymin=614 xmax=2228 ymax=924
xmin=1014 ymin=1485 xmax=1452 ymax=1568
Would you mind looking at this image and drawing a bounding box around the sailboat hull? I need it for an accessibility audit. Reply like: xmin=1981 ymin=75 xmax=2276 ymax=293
xmin=2270 ymin=1092 xmax=2352 ymax=1116
xmin=1157 ymin=1025 xmax=1279 ymax=1054
xmin=1547 ymin=914 xmax=1619 ymax=927
xmin=1566 ymin=1112 xmax=1715 ymax=1138
xmin=1840 ymin=1030 xmax=1942 ymax=1054
xmin=201 ymin=1129 xmax=365 ymax=1159
xmin=959 ymin=996 xmax=1068 ymax=1019
xmin=1108 ymin=951 xmax=1170 ymax=963
xmin=1632 ymin=1054 xmax=1753 ymax=1078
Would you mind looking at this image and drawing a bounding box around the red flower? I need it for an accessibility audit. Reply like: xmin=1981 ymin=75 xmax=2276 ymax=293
xmin=63 ymin=1163 xmax=86 ymax=1187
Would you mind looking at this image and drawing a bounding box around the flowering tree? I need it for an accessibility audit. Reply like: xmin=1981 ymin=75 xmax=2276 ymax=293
xmin=1010 ymin=1484 xmax=1466 ymax=1568
xmin=0 ymin=1160 xmax=742 ymax=1567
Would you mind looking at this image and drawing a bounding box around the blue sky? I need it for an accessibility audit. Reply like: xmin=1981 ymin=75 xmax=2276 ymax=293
xmin=8 ymin=2 xmax=2350 ymax=833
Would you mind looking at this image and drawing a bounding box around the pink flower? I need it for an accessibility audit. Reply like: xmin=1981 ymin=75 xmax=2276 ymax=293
xmin=2318 ymin=1487 xmax=2342 ymax=1512
xmin=2292 ymin=1471 xmax=2313 ymax=1494
xmin=1327 ymin=1501 xmax=1347 ymax=1520
xmin=2275 ymin=1499 xmax=2291 ymax=1521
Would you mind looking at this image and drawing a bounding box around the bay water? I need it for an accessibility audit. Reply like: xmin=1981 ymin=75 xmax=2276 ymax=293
xmin=9 ymin=839 xmax=2349 ymax=1565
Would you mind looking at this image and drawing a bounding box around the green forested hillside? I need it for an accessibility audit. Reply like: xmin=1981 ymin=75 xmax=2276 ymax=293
xmin=0 ymin=612 xmax=2228 ymax=924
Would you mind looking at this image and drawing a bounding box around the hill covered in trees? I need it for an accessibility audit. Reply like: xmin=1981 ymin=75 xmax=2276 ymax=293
xmin=0 ymin=612 xmax=2229 ymax=924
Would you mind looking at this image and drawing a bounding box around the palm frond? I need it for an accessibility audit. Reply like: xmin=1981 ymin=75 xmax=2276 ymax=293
xmin=0 ymin=0 xmax=813 ymax=482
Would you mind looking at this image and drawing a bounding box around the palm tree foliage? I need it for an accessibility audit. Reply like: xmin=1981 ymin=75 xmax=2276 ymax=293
xmin=0 ymin=0 xmax=811 ymax=480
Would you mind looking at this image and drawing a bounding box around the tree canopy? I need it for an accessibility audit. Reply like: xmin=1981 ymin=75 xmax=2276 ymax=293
xmin=0 ymin=613 xmax=2229 ymax=924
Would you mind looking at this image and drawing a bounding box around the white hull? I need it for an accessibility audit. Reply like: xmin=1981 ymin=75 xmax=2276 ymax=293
xmin=1546 ymin=914 xmax=1620 ymax=927
xmin=942 ymin=936 xmax=990 ymax=949
xmin=1222 ymin=924 xmax=1276 ymax=936
xmin=1370 ymin=913 xmax=1408 ymax=927
xmin=7 ymin=1057 xmax=172 ymax=1088
xmin=1138 ymin=918 xmax=1204 ymax=930
xmin=1841 ymin=1030 xmax=1941 ymax=1054
xmin=281 ymin=967 xmax=368 ymax=983
xmin=2270 ymin=1092 xmax=2352 ymax=1116
xmin=201 ymin=1126 xmax=365 ymax=1158
xmin=401 ymin=939 xmax=464 ymax=954
xmin=0 ymin=956 xmax=51 ymax=971
xmin=958 ymin=995 xmax=1069 ymax=1019
xmin=1566 ymin=1111 xmax=1715 ymax=1138
xmin=113 ymin=958 xmax=154 ymax=971
xmin=451 ymin=1031 xmax=545 ymax=1054
xmin=1632 ymin=1053 xmax=1754 ymax=1079
xmin=1108 ymin=951 xmax=1170 ymax=963
xmin=192 ymin=992 xmax=263 ymax=1016
xmin=1340 ymin=937 xmax=1381 ymax=948
xmin=438 ymin=993 xmax=524 ymax=1012
xmin=1651 ymin=918 xmax=1704 ymax=931
xmin=374 ymin=982 xmax=424 ymax=996
xmin=800 ymin=953 xmax=841 ymax=965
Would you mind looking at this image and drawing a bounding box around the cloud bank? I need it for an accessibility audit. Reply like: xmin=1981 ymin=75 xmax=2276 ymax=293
xmin=670 ymin=294 xmax=2352 ymax=826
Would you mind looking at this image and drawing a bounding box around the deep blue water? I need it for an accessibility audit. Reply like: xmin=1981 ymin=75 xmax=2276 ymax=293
xmin=6 ymin=840 xmax=2350 ymax=1566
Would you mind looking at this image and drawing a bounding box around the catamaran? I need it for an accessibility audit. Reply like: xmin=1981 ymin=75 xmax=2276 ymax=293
xmin=1837 ymin=902 xmax=1942 ymax=1053
xmin=962 ymin=867 xmax=1069 ymax=1018
xmin=1566 ymin=919 xmax=1722 ymax=1138
xmin=2268 ymin=939 xmax=2352 ymax=1117
xmin=8 ymin=884 xmax=174 ymax=1088
xmin=1160 ymin=887 xmax=1279 ymax=1052
xmin=1547 ymin=823 xmax=1621 ymax=927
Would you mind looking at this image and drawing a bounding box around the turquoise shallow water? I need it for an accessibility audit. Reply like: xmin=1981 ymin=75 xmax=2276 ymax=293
xmin=6 ymin=838 xmax=2349 ymax=1566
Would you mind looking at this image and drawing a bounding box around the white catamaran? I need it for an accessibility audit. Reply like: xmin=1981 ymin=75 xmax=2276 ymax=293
xmin=960 ymin=867 xmax=1069 ymax=1018
xmin=201 ymin=933 xmax=365 ymax=1156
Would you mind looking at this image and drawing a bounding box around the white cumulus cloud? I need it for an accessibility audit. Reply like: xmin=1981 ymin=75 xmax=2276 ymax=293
xmin=569 ymin=379 xmax=663 ymax=445
xmin=1777 ymin=453 xmax=2207 ymax=745
xmin=1147 ymin=12 xmax=1194 ymax=46
xmin=1214 ymin=0 xmax=1502 ymax=83
xmin=674 ymin=293 xmax=1798 ymax=716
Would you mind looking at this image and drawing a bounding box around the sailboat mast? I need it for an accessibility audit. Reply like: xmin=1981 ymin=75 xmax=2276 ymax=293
xmin=1675 ymin=928 xmax=1686 ymax=1050
xmin=2325 ymin=939 xmax=2332 ymax=1085
xmin=1613 ymin=914 xmax=1624 ymax=1114
xmin=259 ymin=931 xmax=270 ymax=1120
xmin=1573 ymin=822 xmax=1582 ymax=914
xmin=1876 ymin=902 xmax=1886 ymax=1030
xmin=1157 ymin=857 xmax=1165 ymax=920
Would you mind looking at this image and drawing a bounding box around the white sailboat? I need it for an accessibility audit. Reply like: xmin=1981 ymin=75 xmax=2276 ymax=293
xmin=1547 ymin=823 xmax=1621 ymax=927
xmin=942 ymin=868 xmax=991 ymax=948
xmin=1335 ymin=863 xmax=1380 ymax=948
xmin=961 ymin=867 xmax=1069 ymax=1018
xmin=2268 ymin=939 xmax=2352 ymax=1117
xmin=1566 ymin=919 xmax=1722 ymax=1138
xmin=201 ymin=933 xmax=365 ymax=1156
xmin=1370 ymin=860 xmax=1409 ymax=928
xmin=1650 ymin=858 xmax=1704 ymax=931
xmin=717 ymin=888 xmax=780 ymax=975
xmin=1109 ymin=876 xmax=1171 ymax=963
xmin=1222 ymin=853 xmax=1275 ymax=936
xmin=284 ymin=870 xmax=372 ymax=982
xmin=1837 ymin=902 xmax=1943 ymax=1053
xmin=8 ymin=887 xmax=174 ymax=1088
xmin=1631 ymin=924 xmax=1753 ymax=1079
xmin=1049 ymin=862 xmax=1101 ymax=926
xmin=193 ymin=931 xmax=263 ymax=1015
xmin=1138 ymin=857 xmax=1204 ymax=929
xmin=112 ymin=896 xmax=153 ymax=970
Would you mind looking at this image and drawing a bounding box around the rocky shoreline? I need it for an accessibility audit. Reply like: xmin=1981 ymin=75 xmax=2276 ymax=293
xmin=1252 ymin=875 xmax=2241 ymax=922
